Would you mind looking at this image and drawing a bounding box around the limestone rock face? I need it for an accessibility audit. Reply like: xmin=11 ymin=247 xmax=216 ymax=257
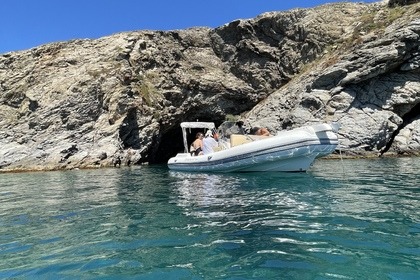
xmin=245 ymin=6 xmax=420 ymax=157
xmin=0 ymin=2 xmax=419 ymax=171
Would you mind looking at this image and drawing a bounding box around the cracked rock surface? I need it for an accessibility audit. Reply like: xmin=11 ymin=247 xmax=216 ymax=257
xmin=1 ymin=2 xmax=419 ymax=172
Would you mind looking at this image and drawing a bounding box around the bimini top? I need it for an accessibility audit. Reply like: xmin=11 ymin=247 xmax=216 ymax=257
xmin=180 ymin=122 xmax=215 ymax=129
xmin=179 ymin=122 xmax=216 ymax=153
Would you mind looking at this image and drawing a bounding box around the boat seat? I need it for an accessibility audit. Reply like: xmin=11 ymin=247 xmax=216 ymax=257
xmin=247 ymin=135 xmax=271 ymax=141
xmin=230 ymin=134 xmax=253 ymax=147
xmin=230 ymin=134 xmax=272 ymax=147
xmin=213 ymin=146 xmax=224 ymax=152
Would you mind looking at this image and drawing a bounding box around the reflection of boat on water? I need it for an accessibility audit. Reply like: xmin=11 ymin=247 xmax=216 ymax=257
xmin=169 ymin=171 xmax=328 ymax=224
xmin=171 ymin=172 xmax=232 ymax=210
xmin=168 ymin=121 xmax=340 ymax=172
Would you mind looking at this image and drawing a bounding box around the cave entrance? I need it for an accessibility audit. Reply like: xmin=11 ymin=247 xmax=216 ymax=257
xmin=150 ymin=126 xmax=183 ymax=164
xmin=151 ymin=125 xmax=213 ymax=164
xmin=151 ymin=118 xmax=224 ymax=164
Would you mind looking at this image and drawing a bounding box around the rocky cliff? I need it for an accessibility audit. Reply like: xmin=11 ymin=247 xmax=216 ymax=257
xmin=1 ymin=1 xmax=419 ymax=172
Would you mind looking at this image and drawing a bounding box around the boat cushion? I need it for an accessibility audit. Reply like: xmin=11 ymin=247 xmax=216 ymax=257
xmin=230 ymin=134 xmax=253 ymax=147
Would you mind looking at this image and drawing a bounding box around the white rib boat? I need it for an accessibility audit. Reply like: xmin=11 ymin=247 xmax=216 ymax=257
xmin=167 ymin=121 xmax=340 ymax=172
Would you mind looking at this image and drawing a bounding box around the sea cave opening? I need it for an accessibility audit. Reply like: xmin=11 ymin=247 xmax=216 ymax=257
xmin=150 ymin=118 xmax=225 ymax=164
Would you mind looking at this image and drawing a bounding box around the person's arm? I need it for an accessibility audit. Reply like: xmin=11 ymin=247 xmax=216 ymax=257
xmin=260 ymin=128 xmax=270 ymax=136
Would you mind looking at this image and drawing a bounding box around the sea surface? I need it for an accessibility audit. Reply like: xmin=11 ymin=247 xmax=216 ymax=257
xmin=0 ymin=158 xmax=419 ymax=279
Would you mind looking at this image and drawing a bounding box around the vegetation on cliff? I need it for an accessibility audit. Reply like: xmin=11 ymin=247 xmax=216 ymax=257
xmin=0 ymin=1 xmax=419 ymax=171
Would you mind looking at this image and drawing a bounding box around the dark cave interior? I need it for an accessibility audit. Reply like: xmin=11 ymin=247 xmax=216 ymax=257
xmin=151 ymin=126 xmax=208 ymax=164
xmin=151 ymin=119 xmax=252 ymax=164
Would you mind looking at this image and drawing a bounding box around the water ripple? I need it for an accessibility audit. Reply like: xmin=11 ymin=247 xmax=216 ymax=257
xmin=0 ymin=160 xmax=418 ymax=279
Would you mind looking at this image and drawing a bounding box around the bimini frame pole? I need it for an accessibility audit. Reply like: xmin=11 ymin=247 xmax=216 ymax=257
xmin=179 ymin=122 xmax=216 ymax=154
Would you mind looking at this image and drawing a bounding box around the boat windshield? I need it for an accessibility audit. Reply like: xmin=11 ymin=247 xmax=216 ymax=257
xmin=217 ymin=121 xmax=246 ymax=139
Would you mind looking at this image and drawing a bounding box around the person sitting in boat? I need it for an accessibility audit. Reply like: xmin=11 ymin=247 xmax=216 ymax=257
xmin=190 ymin=132 xmax=204 ymax=156
xmin=251 ymin=127 xmax=270 ymax=136
xmin=202 ymin=129 xmax=219 ymax=155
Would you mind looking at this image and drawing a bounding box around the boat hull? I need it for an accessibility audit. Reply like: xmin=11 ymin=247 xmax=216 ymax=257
xmin=167 ymin=123 xmax=339 ymax=172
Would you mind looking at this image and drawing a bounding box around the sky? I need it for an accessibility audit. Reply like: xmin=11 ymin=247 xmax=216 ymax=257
xmin=1 ymin=0 xmax=379 ymax=54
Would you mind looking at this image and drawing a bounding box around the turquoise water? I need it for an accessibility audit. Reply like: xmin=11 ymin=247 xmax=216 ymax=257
xmin=0 ymin=158 xmax=419 ymax=279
